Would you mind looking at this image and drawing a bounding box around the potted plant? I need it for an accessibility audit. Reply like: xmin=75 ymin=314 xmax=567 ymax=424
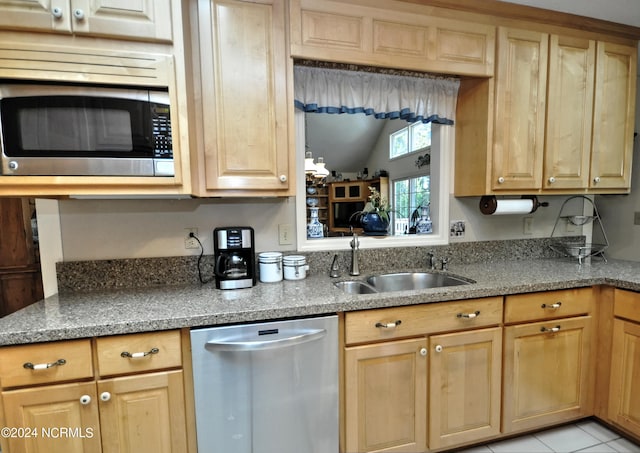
xmin=352 ymin=186 xmax=392 ymax=235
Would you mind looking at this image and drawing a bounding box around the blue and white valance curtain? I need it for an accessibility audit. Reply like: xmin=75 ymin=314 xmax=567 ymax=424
xmin=294 ymin=65 xmax=460 ymax=125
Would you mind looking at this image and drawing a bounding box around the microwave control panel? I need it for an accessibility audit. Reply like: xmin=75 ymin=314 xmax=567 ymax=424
xmin=152 ymin=104 xmax=172 ymax=159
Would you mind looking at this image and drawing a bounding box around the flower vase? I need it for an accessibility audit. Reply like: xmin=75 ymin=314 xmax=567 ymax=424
xmin=416 ymin=205 xmax=433 ymax=234
xmin=360 ymin=212 xmax=389 ymax=235
xmin=307 ymin=207 xmax=324 ymax=238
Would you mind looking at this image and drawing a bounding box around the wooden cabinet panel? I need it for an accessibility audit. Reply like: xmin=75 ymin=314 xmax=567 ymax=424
xmin=428 ymin=327 xmax=502 ymax=449
xmin=98 ymin=370 xmax=188 ymax=453
xmin=0 ymin=271 xmax=43 ymax=318
xmin=2 ymin=381 xmax=101 ymax=453
xmin=609 ymin=318 xmax=640 ymax=436
xmin=504 ymin=287 xmax=594 ymax=324
xmin=301 ymin=8 xmax=365 ymax=52
xmin=591 ymin=41 xmax=637 ymax=190
xmin=0 ymin=0 xmax=172 ymax=42
xmin=345 ymin=296 xmax=503 ymax=345
xmin=492 ymin=27 xmax=548 ymax=191
xmin=0 ymin=339 xmax=93 ymax=388
xmin=544 ymin=35 xmax=595 ymax=190
xmin=614 ymin=288 xmax=640 ymax=323
xmin=95 ymin=330 xmax=182 ymax=377
xmin=344 ymin=338 xmax=427 ymax=453
xmin=503 ymin=315 xmax=593 ymax=433
xmin=195 ymin=0 xmax=291 ymax=194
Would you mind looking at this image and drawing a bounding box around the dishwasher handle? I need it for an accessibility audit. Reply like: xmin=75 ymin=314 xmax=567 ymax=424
xmin=205 ymin=328 xmax=327 ymax=352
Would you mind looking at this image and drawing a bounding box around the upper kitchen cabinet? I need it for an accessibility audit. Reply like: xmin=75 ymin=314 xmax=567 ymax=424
xmin=289 ymin=0 xmax=495 ymax=77
xmin=0 ymin=0 xmax=173 ymax=43
xmin=455 ymin=25 xmax=638 ymax=196
xmin=190 ymin=0 xmax=293 ymax=196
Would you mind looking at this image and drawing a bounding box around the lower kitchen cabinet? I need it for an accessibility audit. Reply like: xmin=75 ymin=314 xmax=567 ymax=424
xmin=428 ymin=327 xmax=502 ymax=450
xmin=344 ymin=338 xmax=428 ymax=453
xmin=608 ymin=289 xmax=640 ymax=437
xmin=0 ymin=330 xmax=192 ymax=453
xmin=503 ymin=315 xmax=593 ymax=432
xmin=343 ymin=297 xmax=503 ymax=452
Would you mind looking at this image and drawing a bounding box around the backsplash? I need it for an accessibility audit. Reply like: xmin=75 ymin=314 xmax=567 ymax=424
xmin=56 ymin=237 xmax=574 ymax=293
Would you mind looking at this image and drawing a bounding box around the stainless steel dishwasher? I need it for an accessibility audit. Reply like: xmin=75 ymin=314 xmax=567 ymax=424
xmin=190 ymin=315 xmax=338 ymax=453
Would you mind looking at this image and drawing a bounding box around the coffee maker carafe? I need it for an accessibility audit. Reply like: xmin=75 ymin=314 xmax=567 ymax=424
xmin=214 ymin=227 xmax=256 ymax=289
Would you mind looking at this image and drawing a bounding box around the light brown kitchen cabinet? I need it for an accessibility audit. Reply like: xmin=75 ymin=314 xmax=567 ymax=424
xmin=492 ymin=27 xmax=548 ymax=191
xmin=344 ymin=338 xmax=428 ymax=453
xmin=455 ymin=26 xmax=637 ymax=196
xmin=608 ymin=289 xmax=640 ymax=437
xmin=590 ymin=42 xmax=637 ymax=190
xmin=191 ymin=0 xmax=293 ymax=196
xmin=0 ymin=0 xmax=172 ymax=42
xmin=289 ymin=0 xmax=495 ymax=77
xmin=0 ymin=330 xmax=193 ymax=453
xmin=428 ymin=327 xmax=502 ymax=450
xmin=343 ymin=296 xmax=503 ymax=452
xmin=503 ymin=289 xmax=595 ymax=433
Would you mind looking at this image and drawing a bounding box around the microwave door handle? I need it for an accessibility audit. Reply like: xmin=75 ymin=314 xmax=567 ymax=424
xmin=205 ymin=329 xmax=326 ymax=352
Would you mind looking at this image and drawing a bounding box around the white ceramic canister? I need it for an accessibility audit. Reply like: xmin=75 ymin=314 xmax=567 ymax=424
xmin=283 ymin=255 xmax=309 ymax=281
xmin=258 ymin=252 xmax=283 ymax=283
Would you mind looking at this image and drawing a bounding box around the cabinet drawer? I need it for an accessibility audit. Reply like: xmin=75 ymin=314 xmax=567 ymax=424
xmin=0 ymin=339 xmax=93 ymax=388
xmin=614 ymin=288 xmax=640 ymax=322
xmin=96 ymin=330 xmax=182 ymax=377
xmin=504 ymin=288 xmax=593 ymax=324
xmin=345 ymin=297 xmax=503 ymax=345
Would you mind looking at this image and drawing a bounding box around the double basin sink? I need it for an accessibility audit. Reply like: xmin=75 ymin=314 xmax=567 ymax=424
xmin=334 ymin=272 xmax=473 ymax=294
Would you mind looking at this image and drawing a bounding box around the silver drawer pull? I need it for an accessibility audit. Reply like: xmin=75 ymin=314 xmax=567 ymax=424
xmin=541 ymin=325 xmax=561 ymax=333
xmin=23 ymin=358 xmax=66 ymax=370
xmin=541 ymin=302 xmax=562 ymax=309
xmin=457 ymin=311 xmax=480 ymax=319
xmin=121 ymin=347 xmax=159 ymax=359
xmin=375 ymin=320 xmax=402 ymax=329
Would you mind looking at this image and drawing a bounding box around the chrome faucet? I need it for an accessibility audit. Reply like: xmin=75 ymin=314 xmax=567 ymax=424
xmin=330 ymin=254 xmax=340 ymax=278
xmin=349 ymin=231 xmax=360 ymax=276
xmin=427 ymin=250 xmax=436 ymax=270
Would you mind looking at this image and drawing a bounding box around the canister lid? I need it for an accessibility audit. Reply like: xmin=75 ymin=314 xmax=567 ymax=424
xmin=283 ymin=255 xmax=306 ymax=265
xmin=258 ymin=251 xmax=283 ymax=263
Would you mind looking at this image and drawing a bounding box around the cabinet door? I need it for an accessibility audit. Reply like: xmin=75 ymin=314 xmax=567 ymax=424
xmin=503 ymin=316 xmax=593 ymax=433
xmin=428 ymin=327 xmax=502 ymax=450
xmin=1 ymin=381 xmax=101 ymax=453
xmin=544 ymin=35 xmax=595 ymax=190
xmin=608 ymin=318 xmax=640 ymax=436
xmin=591 ymin=41 xmax=637 ymax=190
xmin=344 ymin=338 xmax=427 ymax=453
xmin=98 ymin=370 xmax=188 ymax=453
xmin=70 ymin=0 xmax=172 ymax=42
xmin=493 ymin=27 xmax=548 ymax=191
xmin=0 ymin=0 xmax=72 ymax=33
xmin=198 ymin=0 xmax=291 ymax=193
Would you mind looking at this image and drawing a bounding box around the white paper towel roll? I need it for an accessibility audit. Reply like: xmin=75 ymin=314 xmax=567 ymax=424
xmin=479 ymin=196 xmax=534 ymax=215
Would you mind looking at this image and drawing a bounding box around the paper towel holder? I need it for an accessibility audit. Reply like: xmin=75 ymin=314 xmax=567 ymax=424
xmin=479 ymin=195 xmax=549 ymax=215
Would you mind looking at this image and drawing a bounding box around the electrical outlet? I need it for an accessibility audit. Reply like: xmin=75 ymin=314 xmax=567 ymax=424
xmin=523 ymin=217 xmax=533 ymax=235
xmin=184 ymin=228 xmax=199 ymax=249
xmin=278 ymin=223 xmax=293 ymax=245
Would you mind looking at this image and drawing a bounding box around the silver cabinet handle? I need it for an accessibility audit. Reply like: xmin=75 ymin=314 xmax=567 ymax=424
xmin=375 ymin=320 xmax=402 ymax=329
xmin=121 ymin=347 xmax=159 ymax=359
xmin=541 ymin=325 xmax=561 ymax=333
xmin=457 ymin=311 xmax=480 ymax=319
xmin=206 ymin=328 xmax=326 ymax=352
xmin=23 ymin=358 xmax=66 ymax=370
xmin=79 ymin=395 xmax=92 ymax=405
xmin=541 ymin=302 xmax=562 ymax=309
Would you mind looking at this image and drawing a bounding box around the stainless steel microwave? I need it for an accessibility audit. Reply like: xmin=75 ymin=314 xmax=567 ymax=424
xmin=0 ymin=83 xmax=174 ymax=176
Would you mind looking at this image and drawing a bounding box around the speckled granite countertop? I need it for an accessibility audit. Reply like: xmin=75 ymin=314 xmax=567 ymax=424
xmin=1 ymin=258 xmax=640 ymax=346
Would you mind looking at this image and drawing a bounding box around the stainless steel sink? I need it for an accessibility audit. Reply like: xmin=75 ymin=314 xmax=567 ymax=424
xmin=334 ymin=272 xmax=473 ymax=294
xmin=366 ymin=272 xmax=471 ymax=292
xmin=333 ymin=280 xmax=378 ymax=294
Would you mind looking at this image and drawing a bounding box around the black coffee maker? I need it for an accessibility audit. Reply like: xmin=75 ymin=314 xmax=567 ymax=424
xmin=213 ymin=227 xmax=256 ymax=289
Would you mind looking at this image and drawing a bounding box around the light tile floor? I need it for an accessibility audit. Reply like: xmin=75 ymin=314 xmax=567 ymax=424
xmin=459 ymin=420 xmax=640 ymax=453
